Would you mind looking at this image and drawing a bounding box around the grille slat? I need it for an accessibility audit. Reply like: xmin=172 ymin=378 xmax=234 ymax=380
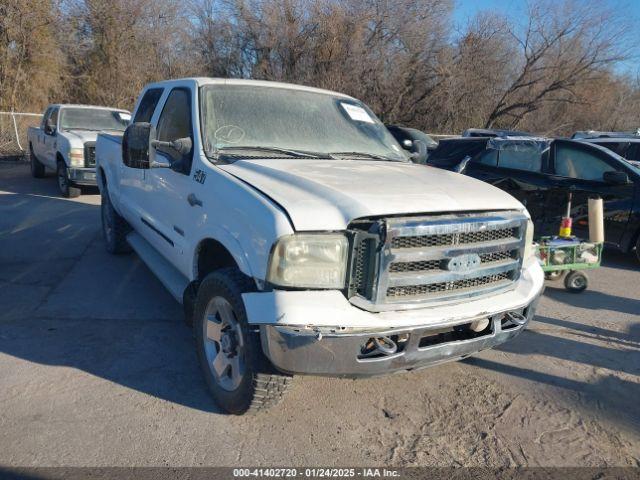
xmin=389 ymin=250 xmax=516 ymax=273
xmin=386 ymin=272 xmax=512 ymax=298
xmin=391 ymin=228 xmax=518 ymax=249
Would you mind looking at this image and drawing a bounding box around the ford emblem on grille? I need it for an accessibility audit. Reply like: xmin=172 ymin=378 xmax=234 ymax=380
xmin=443 ymin=253 xmax=482 ymax=272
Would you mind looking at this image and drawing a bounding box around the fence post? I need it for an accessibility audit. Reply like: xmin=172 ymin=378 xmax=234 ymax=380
xmin=11 ymin=111 xmax=24 ymax=152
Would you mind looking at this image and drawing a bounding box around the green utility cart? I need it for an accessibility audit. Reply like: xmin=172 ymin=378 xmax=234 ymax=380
xmin=536 ymin=236 xmax=603 ymax=293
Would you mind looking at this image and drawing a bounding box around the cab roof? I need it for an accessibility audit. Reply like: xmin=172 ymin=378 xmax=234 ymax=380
xmin=142 ymin=77 xmax=356 ymax=100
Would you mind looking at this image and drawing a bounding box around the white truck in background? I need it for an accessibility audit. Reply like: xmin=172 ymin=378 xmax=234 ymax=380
xmin=27 ymin=104 xmax=131 ymax=197
xmin=95 ymin=78 xmax=544 ymax=414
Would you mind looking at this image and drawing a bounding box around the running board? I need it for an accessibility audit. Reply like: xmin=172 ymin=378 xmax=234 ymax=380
xmin=127 ymin=232 xmax=188 ymax=304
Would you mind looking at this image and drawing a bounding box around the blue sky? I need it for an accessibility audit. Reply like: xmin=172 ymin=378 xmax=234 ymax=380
xmin=452 ymin=0 xmax=640 ymax=76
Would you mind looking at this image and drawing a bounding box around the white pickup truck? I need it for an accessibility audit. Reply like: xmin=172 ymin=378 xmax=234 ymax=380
xmin=95 ymin=78 xmax=544 ymax=414
xmin=27 ymin=104 xmax=131 ymax=197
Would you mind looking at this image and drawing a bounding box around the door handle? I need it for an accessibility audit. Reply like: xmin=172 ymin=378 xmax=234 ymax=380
xmin=187 ymin=193 xmax=202 ymax=207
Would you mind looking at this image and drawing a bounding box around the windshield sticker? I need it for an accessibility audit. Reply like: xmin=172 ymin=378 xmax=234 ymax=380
xmin=341 ymin=103 xmax=375 ymax=124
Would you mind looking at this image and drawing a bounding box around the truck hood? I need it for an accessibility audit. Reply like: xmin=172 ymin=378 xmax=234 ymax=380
xmin=220 ymin=159 xmax=526 ymax=231
xmin=64 ymin=130 xmax=102 ymax=144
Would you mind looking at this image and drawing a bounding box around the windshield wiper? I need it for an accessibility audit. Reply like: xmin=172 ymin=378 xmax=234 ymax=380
xmin=216 ymin=146 xmax=329 ymax=159
xmin=328 ymin=151 xmax=398 ymax=161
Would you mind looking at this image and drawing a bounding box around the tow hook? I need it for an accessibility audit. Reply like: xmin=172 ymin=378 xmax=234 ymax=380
xmin=504 ymin=311 xmax=527 ymax=326
xmin=360 ymin=335 xmax=398 ymax=358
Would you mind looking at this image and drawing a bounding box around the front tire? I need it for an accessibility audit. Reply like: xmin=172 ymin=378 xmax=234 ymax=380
xmin=101 ymin=186 xmax=132 ymax=254
xmin=30 ymin=145 xmax=45 ymax=178
xmin=57 ymin=161 xmax=81 ymax=198
xmin=194 ymin=268 xmax=292 ymax=414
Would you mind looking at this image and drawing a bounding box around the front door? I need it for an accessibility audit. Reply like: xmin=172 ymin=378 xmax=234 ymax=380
xmin=143 ymin=87 xmax=198 ymax=277
xmin=548 ymin=140 xmax=635 ymax=246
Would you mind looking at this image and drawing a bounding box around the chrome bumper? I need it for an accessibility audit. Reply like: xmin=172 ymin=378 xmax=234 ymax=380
xmin=260 ymin=294 xmax=541 ymax=377
xmin=68 ymin=167 xmax=97 ymax=186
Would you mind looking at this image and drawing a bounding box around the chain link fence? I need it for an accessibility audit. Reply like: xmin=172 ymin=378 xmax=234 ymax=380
xmin=0 ymin=112 xmax=43 ymax=161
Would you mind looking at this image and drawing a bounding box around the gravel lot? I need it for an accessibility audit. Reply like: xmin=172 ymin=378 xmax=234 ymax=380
xmin=0 ymin=161 xmax=638 ymax=467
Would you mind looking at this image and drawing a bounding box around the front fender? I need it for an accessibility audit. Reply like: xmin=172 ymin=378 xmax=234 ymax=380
xmin=191 ymin=230 xmax=255 ymax=281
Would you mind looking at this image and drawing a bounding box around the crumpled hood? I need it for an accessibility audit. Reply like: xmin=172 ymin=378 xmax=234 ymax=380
xmin=220 ymin=159 xmax=526 ymax=231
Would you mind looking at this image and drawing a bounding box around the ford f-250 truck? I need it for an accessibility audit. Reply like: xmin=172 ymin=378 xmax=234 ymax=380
xmin=27 ymin=104 xmax=131 ymax=197
xmin=95 ymin=78 xmax=544 ymax=414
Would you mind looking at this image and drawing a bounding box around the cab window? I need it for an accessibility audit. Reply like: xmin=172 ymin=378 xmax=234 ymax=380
xmin=497 ymin=149 xmax=541 ymax=172
xmin=156 ymin=88 xmax=193 ymax=171
xmin=554 ymin=144 xmax=613 ymax=181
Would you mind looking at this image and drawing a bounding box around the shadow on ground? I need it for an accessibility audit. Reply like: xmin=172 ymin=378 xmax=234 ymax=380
xmin=0 ymin=165 xmax=222 ymax=414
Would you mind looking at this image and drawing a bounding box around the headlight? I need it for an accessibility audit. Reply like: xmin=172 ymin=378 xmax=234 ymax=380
xmin=524 ymin=219 xmax=535 ymax=259
xmin=69 ymin=148 xmax=84 ymax=167
xmin=267 ymin=234 xmax=348 ymax=288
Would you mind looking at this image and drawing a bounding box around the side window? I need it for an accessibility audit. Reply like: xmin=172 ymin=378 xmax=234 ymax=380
xmin=497 ymin=149 xmax=541 ymax=172
xmin=41 ymin=108 xmax=51 ymax=129
xmin=555 ymin=145 xmax=613 ymax=181
xmin=133 ymin=88 xmax=164 ymax=123
xmin=625 ymin=143 xmax=640 ymax=161
xmin=46 ymin=108 xmax=59 ymax=134
xmin=156 ymin=88 xmax=193 ymax=168
xmin=472 ymin=150 xmax=498 ymax=167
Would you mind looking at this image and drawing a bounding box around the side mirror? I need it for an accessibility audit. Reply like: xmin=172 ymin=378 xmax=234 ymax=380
xmin=409 ymin=140 xmax=428 ymax=164
xmin=152 ymin=137 xmax=193 ymax=157
xmin=603 ymin=170 xmax=629 ymax=185
xmin=123 ymin=122 xmax=154 ymax=169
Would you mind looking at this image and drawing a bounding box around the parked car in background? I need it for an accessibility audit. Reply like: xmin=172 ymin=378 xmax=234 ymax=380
xmin=571 ymin=130 xmax=640 ymax=139
xmin=427 ymin=136 xmax=640 ymax=262
xmin=385 ymin=124 xmax=437 ymax=164
xmin=27 ymin=104 xmax=131 ymax=197
xmin=576 ymin=134 xmax=640 ymax=169
xmin=96 ymin=78 xmax=543 ymax=413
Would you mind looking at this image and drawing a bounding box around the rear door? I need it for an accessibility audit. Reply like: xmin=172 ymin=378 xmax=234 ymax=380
xmin=548 ymin=140 xmax=635 ymax=246
xmin=464 ymin=145 xmax=551 ymax=233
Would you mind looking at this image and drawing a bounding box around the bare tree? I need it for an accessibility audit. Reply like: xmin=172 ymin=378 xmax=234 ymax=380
xmin=483 ymin=0 xmax=631 ymax=129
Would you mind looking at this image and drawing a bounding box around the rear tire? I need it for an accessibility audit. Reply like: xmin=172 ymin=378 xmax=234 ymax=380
xmin=194 ymin=268 xmax=292 ymax=414
xmin=635 ymin=234 xmax=640 ymax=265
xmin=101 ymin=186 xmax=132 ymax=254
xmin=30 ymin=145 xmax=45 ymax=178
xmin=57 ymin=161 xmax=81 ymax=198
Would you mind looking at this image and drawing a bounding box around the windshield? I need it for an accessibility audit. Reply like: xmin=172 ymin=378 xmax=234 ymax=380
xmin=200 ymin=85 xmax=406 ymax=161
xmin=60 ymin=108 xmax=129 ymax=132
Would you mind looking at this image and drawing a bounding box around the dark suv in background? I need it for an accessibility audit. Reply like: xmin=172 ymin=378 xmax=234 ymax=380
xmin=426 ymin=135 xmax=640 ymax=263
xmin=573 ymin=132 xmax=640 ymax=169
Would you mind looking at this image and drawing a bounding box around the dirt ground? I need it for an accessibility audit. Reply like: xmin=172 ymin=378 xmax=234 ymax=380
xmin=0 ymin=161 xmax=638 ymax=467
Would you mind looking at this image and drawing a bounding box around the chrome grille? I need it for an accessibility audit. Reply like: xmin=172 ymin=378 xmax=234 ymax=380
xmin=349 ymin=211 xmax=528 ymax=311
xmin=84 ymin=142 xmax=96 ymax=167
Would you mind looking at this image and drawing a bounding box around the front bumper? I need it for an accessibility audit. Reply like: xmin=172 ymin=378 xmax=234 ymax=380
xmin=245 ymin=259 xmax=544 ymax=377
xmin=67 ymin=167 xmax=97 ymax=186
xmin=261 ymin=296 xmax=540 ymax=377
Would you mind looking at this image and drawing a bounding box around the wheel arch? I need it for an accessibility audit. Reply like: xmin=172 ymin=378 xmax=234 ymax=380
xmin=193 ymin=237 xmax=254 ymax=284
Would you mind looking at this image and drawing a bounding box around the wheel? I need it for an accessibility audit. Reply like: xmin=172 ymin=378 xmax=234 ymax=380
xmin=57 ymin=161 xmax=81 ymax=198
xmin=635 ymin=234 xmax=640 ymax=264
xmin=564 ymin=270 xmax=588 ymax=293
xmin=101 ymin=186 xmax=132 ymax=254
xmin=545 ymin=270 xmax=565 ymax=281
xmin=194 ymin=268 xmax=292 ymax=414
xmin=29 ymin=145 xmax=45 ymax=178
